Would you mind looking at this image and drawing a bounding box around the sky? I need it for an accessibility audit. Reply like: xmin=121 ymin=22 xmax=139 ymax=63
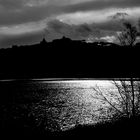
xmin=0 ymin=0 xmax=140 ymax=48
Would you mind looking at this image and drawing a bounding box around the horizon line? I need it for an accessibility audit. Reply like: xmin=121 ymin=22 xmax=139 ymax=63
xmin=0 ymin=78 xmax=137 ymax=82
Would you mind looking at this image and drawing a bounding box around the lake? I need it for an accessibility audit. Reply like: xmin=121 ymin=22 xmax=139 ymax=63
xmin=0 ymin=79 xmax=115 ymax=132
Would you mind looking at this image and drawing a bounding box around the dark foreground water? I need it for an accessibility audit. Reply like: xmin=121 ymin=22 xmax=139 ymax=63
xmin=0 ymin=80 xmax=112 ymax=133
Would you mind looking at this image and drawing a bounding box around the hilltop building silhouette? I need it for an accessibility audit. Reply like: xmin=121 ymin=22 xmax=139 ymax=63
xmin=40 ymin=38 xmax=48 ymax=45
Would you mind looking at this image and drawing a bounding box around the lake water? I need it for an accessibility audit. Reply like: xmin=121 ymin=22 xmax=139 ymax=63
xmin=0 ymin=79 xmax=115 ymax=132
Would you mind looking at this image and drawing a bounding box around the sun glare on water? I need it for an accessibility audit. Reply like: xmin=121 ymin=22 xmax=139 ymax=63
xmin=45 ymin=80 xmax=114 ymax=104
xmin=49 ymin=80 xmax=113 ymax=88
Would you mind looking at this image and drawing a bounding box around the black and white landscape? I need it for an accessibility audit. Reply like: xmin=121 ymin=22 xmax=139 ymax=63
xmin=0 ymin=0 xmax=140 ymax=139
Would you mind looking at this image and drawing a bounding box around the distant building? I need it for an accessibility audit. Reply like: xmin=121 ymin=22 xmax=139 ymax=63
xmin=53 ymin=36 xmax=72 ymax=43
xmin=40 ymin=38 xmax=47 ymax=45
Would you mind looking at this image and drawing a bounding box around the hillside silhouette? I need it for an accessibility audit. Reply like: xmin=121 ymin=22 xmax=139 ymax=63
xmin=0 ymin=36 xmax=140 ymax=79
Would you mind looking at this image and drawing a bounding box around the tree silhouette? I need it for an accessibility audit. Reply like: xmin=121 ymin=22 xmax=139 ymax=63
xmin=118 ymin=22 xmax=137 ymax=46
xmin=112 ymin=78 xmax=140 ymax=118
xmin=92 ymin=78 xmax=140 ymax=120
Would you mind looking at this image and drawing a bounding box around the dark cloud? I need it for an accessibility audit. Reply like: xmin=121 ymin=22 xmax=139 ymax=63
xmin=109 ymin=12 xmax=129 ymax=20
xmin=76 ymin=24 xmax=92 ymax=34
xmin=46 ymin=20 xmax=117 ymax=40
xmin=47 ymin=20 xmax=70 ymax=34
xmin=46 ymin=20 xmax=80 ymax=39
xmin=46 ymin=20 xmax=93 ymax=38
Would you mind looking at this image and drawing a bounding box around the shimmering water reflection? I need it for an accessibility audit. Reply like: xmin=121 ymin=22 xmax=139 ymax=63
xmin=30 ymin=80 xmax=114 ymax=131
xmin=0 ymin=80 xmax=116 ymax=132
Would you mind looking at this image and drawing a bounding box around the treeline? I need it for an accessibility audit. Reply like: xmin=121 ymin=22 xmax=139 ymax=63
xmin=0 ymin=37 xmax=140 ymax=79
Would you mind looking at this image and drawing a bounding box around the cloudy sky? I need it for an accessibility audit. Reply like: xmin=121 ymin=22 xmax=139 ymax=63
xmin=0 ymin=0 xmax=140 ymax=48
